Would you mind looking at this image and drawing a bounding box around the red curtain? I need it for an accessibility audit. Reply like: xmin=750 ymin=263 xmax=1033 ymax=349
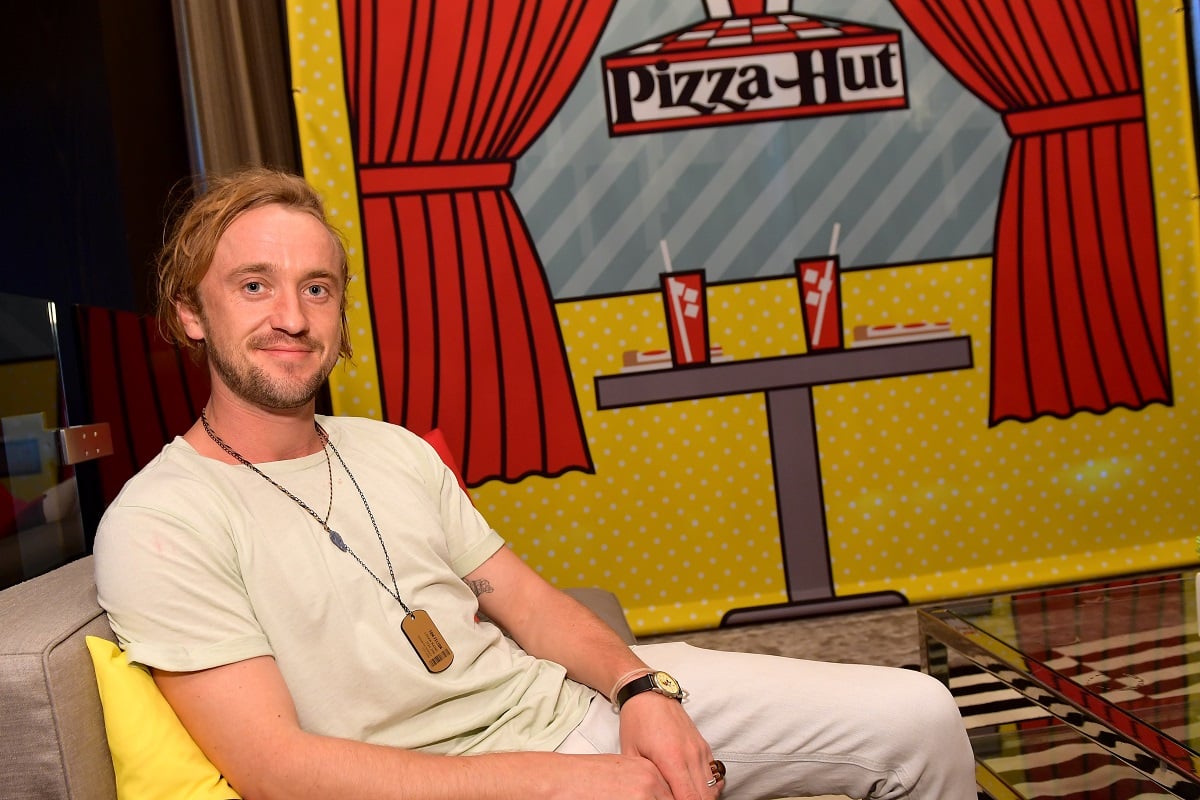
xmin=891 ymin=0 xmax=1171 ymax=424
xmin=337 ymin=1 xmax=614 ymax=485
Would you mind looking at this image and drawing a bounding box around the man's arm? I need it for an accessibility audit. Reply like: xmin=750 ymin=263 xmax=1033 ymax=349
xmin=465 ymin=545 xmax=646 ymax=693
xmin=152 ymin=655 xmax=676 ymax=800
xmin=464 ymin=547 xmax=720 ymax=800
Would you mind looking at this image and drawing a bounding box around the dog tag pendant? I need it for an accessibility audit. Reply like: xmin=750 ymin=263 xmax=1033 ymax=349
xmin=401 ymin=609 xmax=454 ymax=673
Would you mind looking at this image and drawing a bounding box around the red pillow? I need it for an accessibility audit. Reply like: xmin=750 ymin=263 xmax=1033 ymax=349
xmin=420 ymin=429 xmax=469 ymax=495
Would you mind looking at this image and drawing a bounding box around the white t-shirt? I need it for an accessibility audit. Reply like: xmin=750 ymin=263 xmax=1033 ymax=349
xmin=94 ymin=416 xmax=593 ymax=754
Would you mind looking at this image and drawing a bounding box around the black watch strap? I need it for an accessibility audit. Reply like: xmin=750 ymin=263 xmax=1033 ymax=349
xmin=614 ymin=671 xmax=683 ymax=710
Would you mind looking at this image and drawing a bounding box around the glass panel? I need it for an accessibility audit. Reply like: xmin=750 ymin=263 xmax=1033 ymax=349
xmin=0 ymin=292 xmax=85 ymax=588
xmin=940 ymin=575 xmax=1200 ymax=787
xmin=970 ymin=713 xmax=1177 ymax=799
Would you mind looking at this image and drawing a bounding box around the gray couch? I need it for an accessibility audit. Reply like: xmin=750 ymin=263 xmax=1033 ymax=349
xmin=2 ymin=557 xmax=117 ymax=799
xmin=0 ymin=555 xmax=636 ymax=799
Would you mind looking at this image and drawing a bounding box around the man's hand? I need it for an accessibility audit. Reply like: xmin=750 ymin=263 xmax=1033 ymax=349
xmin=618 ymin=693 xmax=722 ymax=799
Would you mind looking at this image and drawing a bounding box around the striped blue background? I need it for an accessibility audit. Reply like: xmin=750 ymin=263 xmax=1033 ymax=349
xmin=514 ymin=0 xmax=1009 ymax=298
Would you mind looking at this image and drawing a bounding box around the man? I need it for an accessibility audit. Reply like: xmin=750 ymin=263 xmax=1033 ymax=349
xmin=95 ymin=167 xmax=977 ymax=800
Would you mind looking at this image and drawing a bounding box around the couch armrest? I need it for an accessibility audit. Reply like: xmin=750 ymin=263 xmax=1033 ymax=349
xmin=564 ymin=586 xmax=637 ymax=645
xmin=0 ymin=555 xmax=117 ymax=800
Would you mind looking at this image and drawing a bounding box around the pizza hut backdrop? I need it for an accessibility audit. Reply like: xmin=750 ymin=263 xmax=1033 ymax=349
xmin=287 ymin=0 xmax=1199 ymax=635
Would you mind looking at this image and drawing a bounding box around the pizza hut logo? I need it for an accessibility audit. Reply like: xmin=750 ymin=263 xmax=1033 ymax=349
xmin=602 ymin=0 xmax=908 ymax=136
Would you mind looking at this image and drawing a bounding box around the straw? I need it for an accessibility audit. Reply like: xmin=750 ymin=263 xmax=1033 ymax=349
xmin=811 ymin=223 xmax=840 ymax=347
xmin=660 ymin=239 xmax=694 ymax=362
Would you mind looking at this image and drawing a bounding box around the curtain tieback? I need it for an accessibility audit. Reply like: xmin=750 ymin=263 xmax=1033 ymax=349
xmin=358 ymin=162 xmax=515 ymax=197
xmin=1003 ymin=92 xmax=1144 ymax=137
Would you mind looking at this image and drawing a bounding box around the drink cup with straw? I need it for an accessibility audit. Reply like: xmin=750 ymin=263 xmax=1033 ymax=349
xmin=658 ymin=239 xmax=710 ymax=367
xmin=795 ymin=223 xmax=845 ymax=351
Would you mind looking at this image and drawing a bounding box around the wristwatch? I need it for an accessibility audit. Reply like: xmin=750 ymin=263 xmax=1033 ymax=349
xmin=615 ymin=670 xmax=685 ymax=710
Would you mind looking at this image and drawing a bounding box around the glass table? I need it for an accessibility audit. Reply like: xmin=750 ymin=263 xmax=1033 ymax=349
xmin=919 ymin=573 xmax=1200 ymax=800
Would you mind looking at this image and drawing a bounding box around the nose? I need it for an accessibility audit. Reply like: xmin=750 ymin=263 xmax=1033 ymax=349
xmin=267 ymin=290 xmax=309 ymax=335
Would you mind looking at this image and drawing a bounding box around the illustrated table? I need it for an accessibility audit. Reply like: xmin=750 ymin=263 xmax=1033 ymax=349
xmin=594 ymin=336 xmax=973 ymax=624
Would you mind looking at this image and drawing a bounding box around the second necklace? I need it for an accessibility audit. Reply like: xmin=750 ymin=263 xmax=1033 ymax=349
xmin=199 ymin=410 xmax=454 ymax=674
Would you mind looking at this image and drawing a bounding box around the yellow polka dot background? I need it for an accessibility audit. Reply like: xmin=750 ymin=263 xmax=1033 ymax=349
xmin=289 ymin=0 xmax=1199 ymax=635
xmin=287 ymin=3 xmax=382 ymax=419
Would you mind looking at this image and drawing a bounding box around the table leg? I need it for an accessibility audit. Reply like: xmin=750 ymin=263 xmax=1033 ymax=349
xmin=921 ymin=630 xmax=950 ymax=687
xmin=721 ymin=386 xmax=905 ymax=625
xmin=768 ymin=386 xmax=832 ymax=601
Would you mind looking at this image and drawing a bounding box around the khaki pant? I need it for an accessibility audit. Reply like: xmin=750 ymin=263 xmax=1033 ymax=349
xmin=556 ymin=642 xmax=976 ymax=800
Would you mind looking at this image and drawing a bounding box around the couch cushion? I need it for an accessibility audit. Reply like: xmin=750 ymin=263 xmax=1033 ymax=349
xmin=1 ymin=555 xmax=117 ymax=800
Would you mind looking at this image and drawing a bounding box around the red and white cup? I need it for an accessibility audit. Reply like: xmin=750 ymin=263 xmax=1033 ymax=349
xmin=660 ymin=270 xmax=710 ymax=367
xmin=795 ymin=254 xmax=843 ymax=351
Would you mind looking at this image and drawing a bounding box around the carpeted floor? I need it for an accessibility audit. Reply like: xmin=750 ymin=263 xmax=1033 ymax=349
xmin=638 ymin=604 xmax=924 ymax=667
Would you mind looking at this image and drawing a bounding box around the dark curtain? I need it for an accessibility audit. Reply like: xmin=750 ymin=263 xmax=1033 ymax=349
xmin=172 ymin=0 xmax=300 ymax=180
xmin=891 ymin=0 xmax=1171 ymax=423
xmin=338 ymin=1 xmax=615 ymax=484
xmin=78 ymin=307 xmax=208 ymax=503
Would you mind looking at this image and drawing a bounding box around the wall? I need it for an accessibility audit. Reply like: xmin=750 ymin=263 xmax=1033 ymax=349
xmin=0 ymin=1 xmax=191 ymax=314
xmin=1 ymin=2 xmax=194 ymax=546
xmin=290 ymin=0 xmax=1200 ymax=635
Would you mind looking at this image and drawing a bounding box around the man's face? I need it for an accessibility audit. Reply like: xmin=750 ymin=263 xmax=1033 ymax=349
xmin=178 ymin=204 xmax=345 ymax=411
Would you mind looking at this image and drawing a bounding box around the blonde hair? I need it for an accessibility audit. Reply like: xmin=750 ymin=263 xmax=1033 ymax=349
xmin=156 ymin=167 xmax=352 ymax=359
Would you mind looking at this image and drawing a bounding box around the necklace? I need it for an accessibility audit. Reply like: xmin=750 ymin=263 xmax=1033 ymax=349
xmin=199 ymin=409 xmax=454 ymax=673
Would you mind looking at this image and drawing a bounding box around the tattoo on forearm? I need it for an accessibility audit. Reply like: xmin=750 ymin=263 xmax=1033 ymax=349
xmin=466 ymin=578 xmax=493 ymax=597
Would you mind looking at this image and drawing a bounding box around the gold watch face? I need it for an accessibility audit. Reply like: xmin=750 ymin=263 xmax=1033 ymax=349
xmin=653 ymin=670 xmax=682 ymax=696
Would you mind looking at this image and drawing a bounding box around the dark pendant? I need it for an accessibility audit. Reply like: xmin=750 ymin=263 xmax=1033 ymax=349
xmin=328 ymin=530 xmax=348 ymax=551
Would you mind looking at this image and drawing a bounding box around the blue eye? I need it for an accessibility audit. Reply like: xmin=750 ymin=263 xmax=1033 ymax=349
xmin=306 ymin=284 xmax=327 ymax=297
xmin=244 ymin=281 xmax=263 ymax=294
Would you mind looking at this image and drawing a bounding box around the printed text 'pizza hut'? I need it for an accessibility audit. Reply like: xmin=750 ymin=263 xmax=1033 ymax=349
xmin=602 ymin=11 xmax=909 ymax=136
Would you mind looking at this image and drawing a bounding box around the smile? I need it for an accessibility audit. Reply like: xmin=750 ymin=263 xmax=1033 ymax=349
xmin=259 ymin=347 xmax=316 ymax=359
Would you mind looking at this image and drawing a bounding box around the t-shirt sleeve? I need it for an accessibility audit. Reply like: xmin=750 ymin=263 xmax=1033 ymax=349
xmin=94 ymin=485 xmax=272 ymax=672
xmin=407 ymin=433 xmax=506 ymax=576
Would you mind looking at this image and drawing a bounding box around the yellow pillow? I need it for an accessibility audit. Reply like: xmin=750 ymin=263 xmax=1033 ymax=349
xmin=85 ymin=636 xmax=241 ymax=800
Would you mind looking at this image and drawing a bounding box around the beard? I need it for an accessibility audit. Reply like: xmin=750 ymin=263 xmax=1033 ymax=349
xmin=205 ymin=333 xmax=339 ymax=410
